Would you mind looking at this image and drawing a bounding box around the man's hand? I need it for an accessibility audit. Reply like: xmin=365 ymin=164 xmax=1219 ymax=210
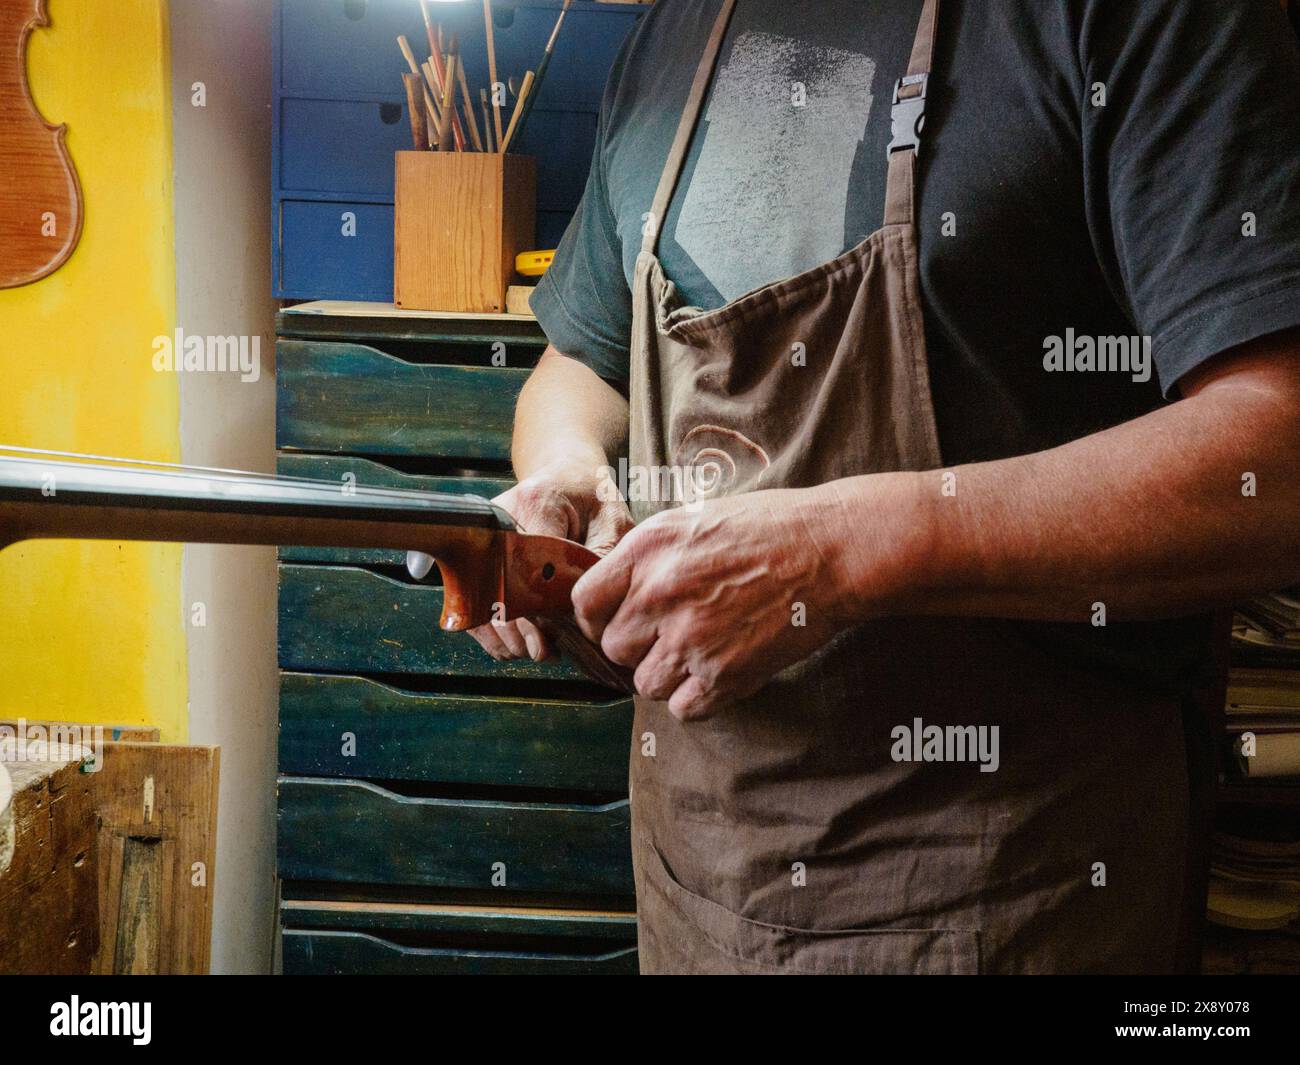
xmin=470 ymin=460 xmax=633 ymax=662
xmin=571 ymin=484 xmax=908 ymax=720
xmin=464 ymin=343 xmax=631 ymax=663
xmin=571 ymin=328 xmax=1300 ymax=719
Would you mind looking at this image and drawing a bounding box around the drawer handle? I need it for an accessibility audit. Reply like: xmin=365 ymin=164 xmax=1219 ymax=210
xmin=379 ymin=102 xmax=402 ymax=126
xmin=343 ymin=0 xmax=366 ymax=21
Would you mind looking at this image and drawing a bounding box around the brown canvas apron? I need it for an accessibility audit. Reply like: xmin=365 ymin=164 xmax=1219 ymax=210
xmin=626 ymin=0 xmax=1191 ymax=974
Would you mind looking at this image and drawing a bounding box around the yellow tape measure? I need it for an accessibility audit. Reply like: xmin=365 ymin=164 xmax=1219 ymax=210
xmin=515 ymin=249 xmax=556 ymax=277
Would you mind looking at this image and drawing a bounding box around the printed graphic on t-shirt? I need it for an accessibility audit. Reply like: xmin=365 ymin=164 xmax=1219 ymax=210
xmin=674 ymin=31 xmax=876 ymax=302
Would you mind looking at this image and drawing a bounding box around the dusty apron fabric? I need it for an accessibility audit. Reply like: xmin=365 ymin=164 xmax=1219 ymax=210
xmin=627 ymin=0 xmax=1190 ymax=974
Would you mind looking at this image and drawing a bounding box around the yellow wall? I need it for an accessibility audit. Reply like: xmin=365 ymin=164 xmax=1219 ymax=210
xmin=0 ymin=0 xmax=187 ymax=739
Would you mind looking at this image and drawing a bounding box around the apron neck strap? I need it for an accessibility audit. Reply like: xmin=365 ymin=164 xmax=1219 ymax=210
xmin=884 ymin=0 xmax=941 ymax=227
xmin=642 ymin=0 xmax=739 ymax=257
xmin=642 ymin=0 xmax=941 ymax=254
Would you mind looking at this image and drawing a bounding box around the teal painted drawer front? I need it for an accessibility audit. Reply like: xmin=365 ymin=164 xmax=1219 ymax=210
xmin=277 ymin=777 xmax=634 ymax=896
xmin=280 ymin=898 xmax=637 ymax=976
xmin=281 ymin=929 xmax=638 ymax=976
xmin=282 ymin=898 xmax=637 ymax=939
xmin=279 ymin=673 xmax=632 ymax=791
xmin=276 ymin=340 xmax=529 ymax=461
xmin=277 ymin=453 xmax=514 ymax=567
xmin=278 ymin=564 xmax=583 ymax=681
xmin=276 ymin=306 xmax=549 ymax=347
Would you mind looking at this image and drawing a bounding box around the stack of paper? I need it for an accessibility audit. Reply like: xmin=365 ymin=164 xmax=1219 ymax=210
xmin=1233 ymin=589 xmax=1300 ymax=667
xmin=1229 ymin=588 xmax=1300 ymax=780
xmin=1206 ymin=589 xmax=1300 ymax=963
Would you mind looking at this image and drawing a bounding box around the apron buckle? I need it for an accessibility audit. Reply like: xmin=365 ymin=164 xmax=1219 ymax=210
xmin=889 ymin=74 xmax=928 ymax=156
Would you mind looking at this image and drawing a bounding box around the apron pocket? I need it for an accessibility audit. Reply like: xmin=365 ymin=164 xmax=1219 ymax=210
xmin=640 ymin=840 xmax=980 ymax=975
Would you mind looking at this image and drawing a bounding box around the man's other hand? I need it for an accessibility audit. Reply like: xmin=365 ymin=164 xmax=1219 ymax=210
xmin=470 ymin=460 xmax=633 ymax=662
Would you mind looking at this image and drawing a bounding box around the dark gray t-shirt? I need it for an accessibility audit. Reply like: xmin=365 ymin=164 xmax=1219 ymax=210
xmin=534 ymin=0 xmax=1300 ymax=465
xmin=531 ymin=0 xmax=1300 ymax=691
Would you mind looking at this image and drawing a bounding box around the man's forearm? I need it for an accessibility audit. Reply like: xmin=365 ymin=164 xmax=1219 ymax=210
xmin=512 ymin=346 xmax=629 ymax=478
xmin=828 ymin=339 xmax=1300 ymax=624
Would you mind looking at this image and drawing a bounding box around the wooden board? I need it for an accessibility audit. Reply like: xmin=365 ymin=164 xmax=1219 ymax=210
xmin=90 ymin=743 xmax=220 ymax=975
xmin=281 ymin=928 xmax=638 ymax=975
xmin=279 ymin=673 xmax=632 ymax=791
xmin=505 ymin=285 xmax=537 ymax=316
xmin=0 ymin=0 xmax=83 ymax=288
xmin=277 ymin=776 xmax=633 ymax=898
xmin=0 ymin=764 xmax=9 ymax=863
xmin=281 ymin=300 xmax=537 ymax=325
xmin=276 ymin=340 xmax=527 ymax=461
xmin=0 ymin=753 xmax=98 ymax=973
xmin=275 ymin=453 xmax=514 ymax=566
xmin=278 ymin=564 xmax=584 ymax=681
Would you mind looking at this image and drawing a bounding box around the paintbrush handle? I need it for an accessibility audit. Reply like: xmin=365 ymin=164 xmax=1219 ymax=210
xmin=457 ymin=61 xmax=484 ymax=151
xmin=483 ymin=0 xmax=504 ymax=149
xmin=479 ymin=88 xmax=495 ymax=152
xmin=500 ymin=70 xmax=535 ymax=154
xmin=429 ymin=41 xmax=466 ymax=150
xmin=511 ymin=0 xmax=570 ymax=151
xmin=402 ymin=73 xmax=427 ymax=150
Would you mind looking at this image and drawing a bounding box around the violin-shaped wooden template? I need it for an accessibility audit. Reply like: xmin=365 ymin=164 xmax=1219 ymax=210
xmin=0 ymin=0 xmax=83 ymax=288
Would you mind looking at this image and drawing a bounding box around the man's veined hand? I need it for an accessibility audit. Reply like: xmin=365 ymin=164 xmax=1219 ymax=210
xmin=572 ymin=482 xmax=912 ymax=721
xmin=468 ymin=460 xmax=634 ymax=662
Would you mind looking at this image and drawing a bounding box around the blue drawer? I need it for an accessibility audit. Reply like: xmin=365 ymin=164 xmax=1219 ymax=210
xmin=279 ymin=99 xmax=596 ymax=210
xmin=280 ymin=0 xmax=426 ymax=97
xmin=280 ymin=98 xmax=409 ymax=197
xmin=279 ymin=1 xmax=638 ymax=107
xmin=479 ymin=4 xmax=638 ymax=112
xmin=277 ymin=200 xmax=393 ymax=301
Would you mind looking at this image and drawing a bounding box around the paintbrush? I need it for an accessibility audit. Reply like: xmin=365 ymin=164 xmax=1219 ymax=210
xmin=401 ymin=72 xmax=428 ymax=150
xmin=501 ymin=69 xmax=535 ymax=154
xmin=511 ymin=0 xmax=572 ymax=147
xmin=457 ymin=60 xmax=485 ymax=151
xmin=483 ymin=0 xmax=504 ymax=150
xmin=421 ymin=59 xmax=444 ymax=126
xmin=428 ymin=28 xmax=467 ymax=150
xmin=418 ymin=0 xmax=439 ymax=61
xmin=479 ymin=88 xmax=495 ymax=152
xmin=437 ymin=51 xmax=460 ymax=151
xmin=398 ymin=35 xmax=442 ymax=132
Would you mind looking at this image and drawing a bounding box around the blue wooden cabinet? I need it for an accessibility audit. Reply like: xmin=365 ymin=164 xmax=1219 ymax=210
xmin=275 ymin=303 xmax=638 ymax=974
xmin=272 ymin=0 xmax=643 ymax=300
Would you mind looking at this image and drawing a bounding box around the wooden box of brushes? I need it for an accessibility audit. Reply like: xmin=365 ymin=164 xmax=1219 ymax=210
xmin=394 ymin=151 xmax=536 ymax=315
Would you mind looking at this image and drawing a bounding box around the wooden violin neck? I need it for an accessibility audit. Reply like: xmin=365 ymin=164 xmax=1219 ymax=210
xmin=0 ymin=455 xmax=510 ymax=630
